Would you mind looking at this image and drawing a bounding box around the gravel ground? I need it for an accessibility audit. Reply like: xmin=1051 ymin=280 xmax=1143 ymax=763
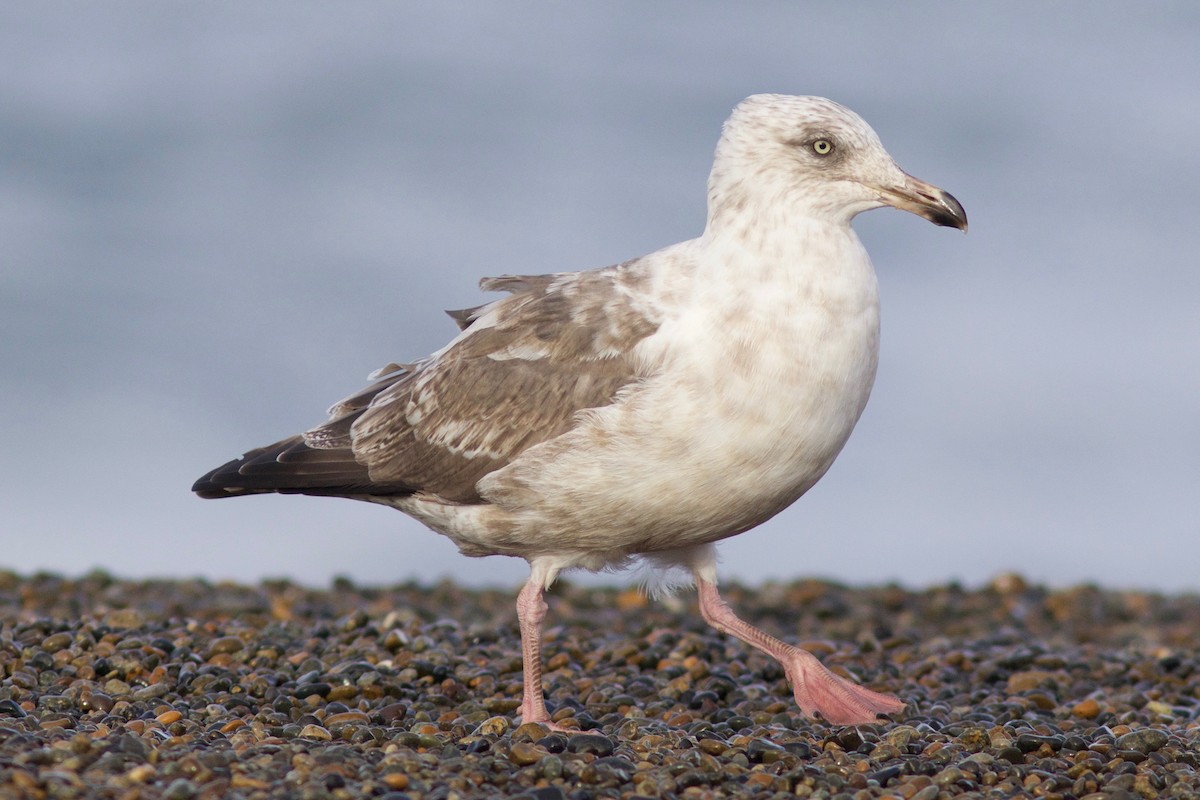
xmin=0 ymin=570 xmax=1198 ymax=799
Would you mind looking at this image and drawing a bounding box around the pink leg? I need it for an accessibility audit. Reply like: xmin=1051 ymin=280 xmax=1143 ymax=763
xmin=696 ymin=578 xmax=903 ymax=725
xmin=515 ymin=576 xmax=552 ymax=725
xmin=514 ymin=572 xmax=570 ymax=731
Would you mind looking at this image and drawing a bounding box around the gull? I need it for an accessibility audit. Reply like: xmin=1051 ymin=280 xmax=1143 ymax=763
xmin=194 ymin=94 xmax=966 ymax=727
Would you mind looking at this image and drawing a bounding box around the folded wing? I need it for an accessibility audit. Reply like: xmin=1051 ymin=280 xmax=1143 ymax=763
xmin=193 ymin=266 xmax=660 ymax=503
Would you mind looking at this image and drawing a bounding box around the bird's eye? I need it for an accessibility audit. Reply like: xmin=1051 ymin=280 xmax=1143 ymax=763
xmin=811 ymin=139 xmax=834 ymax=156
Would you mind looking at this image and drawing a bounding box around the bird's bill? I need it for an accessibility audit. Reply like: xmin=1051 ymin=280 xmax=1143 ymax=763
xmin=872 ymin=172 xmax=968 ymax=231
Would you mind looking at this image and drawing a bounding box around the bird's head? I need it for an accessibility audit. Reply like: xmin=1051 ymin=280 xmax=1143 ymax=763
xmin=707 ymin=94 xmax=967 ymax=233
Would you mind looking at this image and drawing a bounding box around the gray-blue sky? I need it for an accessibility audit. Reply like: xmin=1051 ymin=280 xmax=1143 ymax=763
xmin=2 ymin=3 xmax=1197 ymax=590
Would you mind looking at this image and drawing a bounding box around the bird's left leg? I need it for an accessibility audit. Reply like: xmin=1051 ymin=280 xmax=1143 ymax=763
xmin=515 ymin=559 xmax=570 ymax=731
xmin=687 ymin=546 xmax=903 ymax=725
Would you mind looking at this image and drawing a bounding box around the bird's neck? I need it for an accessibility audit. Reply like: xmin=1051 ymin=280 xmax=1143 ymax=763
xmin=704 ymin=166 xmax=856 ymax=240
xmin=698 ymin=209 xmax=872 ymax=293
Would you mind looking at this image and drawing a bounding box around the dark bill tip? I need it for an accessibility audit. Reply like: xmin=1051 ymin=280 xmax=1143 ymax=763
xmin=926 ymin=189 xmax=968 ymax=231
xmin=878 ymin=174 xmax=968 ymax=233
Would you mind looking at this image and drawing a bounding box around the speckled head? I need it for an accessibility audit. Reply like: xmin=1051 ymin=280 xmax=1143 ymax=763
xmin=706 ymin=94 xmax=966 ymax=232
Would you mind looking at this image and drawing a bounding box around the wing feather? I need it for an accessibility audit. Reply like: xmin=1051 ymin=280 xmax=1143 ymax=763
xmin=344 ymin=265 xmax=659 ymax=502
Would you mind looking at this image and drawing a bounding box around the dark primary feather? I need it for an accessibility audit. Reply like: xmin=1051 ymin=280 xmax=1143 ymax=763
xmin=191 ymin=435 xmax=398 ymax=499
xmin=193 ymin=265 xmax=660 ymax=504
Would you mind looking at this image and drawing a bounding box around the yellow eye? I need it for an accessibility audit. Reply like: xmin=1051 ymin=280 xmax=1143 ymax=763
xmin=811 ymin=139 xmax=834 ymax=156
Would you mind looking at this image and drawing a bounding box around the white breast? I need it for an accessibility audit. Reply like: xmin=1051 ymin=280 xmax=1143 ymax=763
xmin=478 ymin=224 xmax=881 ymax=559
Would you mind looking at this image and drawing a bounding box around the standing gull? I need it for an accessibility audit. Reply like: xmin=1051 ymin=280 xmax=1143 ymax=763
xmin=194 ymin=94 xmax=966 ymax=727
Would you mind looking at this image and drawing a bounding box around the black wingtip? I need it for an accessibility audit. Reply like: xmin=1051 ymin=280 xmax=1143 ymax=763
xmin=192 ymin=459 xmax=259 ymax=498
xmin=191 ymin=435 xmax=412 ymax=500
xmin=190 ymin=439 xmax=303 ymax=499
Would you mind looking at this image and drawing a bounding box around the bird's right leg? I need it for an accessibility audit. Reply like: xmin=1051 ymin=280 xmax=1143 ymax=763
xmin=695 ymin=577 xmax=903 ymax=725
xmin=683 ymin=545 xmax=902 ymax=726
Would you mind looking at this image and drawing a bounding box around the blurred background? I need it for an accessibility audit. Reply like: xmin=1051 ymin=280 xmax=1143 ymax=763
xmin=2 ymin=3 xmax=1197 ymax=591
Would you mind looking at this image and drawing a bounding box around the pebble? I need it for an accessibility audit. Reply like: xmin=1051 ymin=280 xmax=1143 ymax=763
xmin=1115 ymin=728 xmax=1169 ymax=754
xmin=324 ymin=710 xmax=369 ymax=727
xmin=381 ymin=772 xmax=409 ymax=790
xmin=566 ymin=733 xmax=616 ymax=756
xmin=508 ymin=742 xmax=546 ymax=766
xmin=162 ymin=778 xmax=197 ymax=800
xmin=205 ymin=635 xmax=244 ymax=657
xmin=0 ymin=571 xmax=1199 ymax=799
xmin=475 ymin=715 xmax=510 ymax=736
xmin=298 ymin=724 xmax=331 ymax=740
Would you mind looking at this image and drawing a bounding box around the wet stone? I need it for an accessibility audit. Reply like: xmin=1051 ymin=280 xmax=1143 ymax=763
xmin=41 ymin=632 xmax=73 ymax=652
xmin=869 ymin=764 xmax=904 ymax=785
xmin=723 ymin=714 xmax=754 ymax=731
xmin=509 ymin=742 xmax=546 ymax=766
xmin=131 ymin=683 xmax=170 ymax=702
xmin=474 ymin=715 xmax=509 ymax=736
xmin=996 ymin=746 xmax=1025 ymax=763
xmin=746 ymin=737 xmax=787 ymax=763
xmin=912 ymin=785 xmax=941 ymax=800
xmin=835 ymin=727 xmax=864 ymax=750
xmin=324 ymin=710 xmax=369 ymax=728
xmin=38 ymin=695 xmax=72 ymax=713
xmin=299 ymin=724 xmax=331 ymax=740
xmin=565 ymin=733 xmax=615 ymax=756
xmin=79 ymin=691 xmax=114 ymax=713
xmin=536 ymin=733 xmax=568 ymax=753
xmin=1115 ymin=729 xmax=1169 ymax=754
xmin=119 ymin=733 xmax=150 ymax=758
xmin=934 ymin=766 xmax=966 ymax=786
xmin=1016 ymin=733 xmax=1064 ymax=752
xmin=205 ymin=636 xmax=244 ymax=657
xmin=376 ymin=702 xmax=407 ymax=723
xmin=484 ymin=697 xmax=522 ymax=714
xmin=886 ymin=725 xmax=918 ymax=747
xmin=327 ymin=684 xmax=359 ymax=702
xmin=512 ymin=722 xmax=550 ymax=742
xmin=162 ymin=778 xmax=198 ymax=800
xmin=416 ymin=733 xmax=443 ymax=748
xmin=0 ymin=700 xmax=26 ymax=717
xmin=593 ymin=756 xmax=635 ymax=781
xmin=103 ymin=609 xmax=144 ymax=629
xmin=1062 ymin=735 xmax=1088 ymax=752
xmin=782 ymin=740 xmax=812 ymax=758
xmin=540 ymin=754 xmax=564 ymax=780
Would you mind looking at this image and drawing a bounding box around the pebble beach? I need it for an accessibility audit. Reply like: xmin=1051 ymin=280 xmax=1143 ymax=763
xmin=1 ymin=570 xmax=1197 ymax=799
